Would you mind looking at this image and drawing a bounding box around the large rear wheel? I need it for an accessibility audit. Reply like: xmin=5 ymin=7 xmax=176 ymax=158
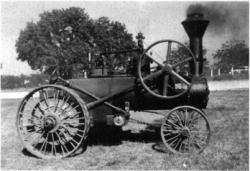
xmin=16 ymin=85 xmax=90 ymax=159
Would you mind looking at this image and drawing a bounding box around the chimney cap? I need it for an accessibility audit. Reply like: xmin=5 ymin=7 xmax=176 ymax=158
xmin=182 ymin=12 xmax=209 ymax=38
xmin=187 ymin=13 xmax=204 ymax=19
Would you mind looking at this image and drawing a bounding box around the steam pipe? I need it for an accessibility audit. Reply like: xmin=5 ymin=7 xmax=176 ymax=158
xmin=182 ymin=13 xmax=209 ymax=76
xmin=190 ymin=37 xmax=203 ymax=75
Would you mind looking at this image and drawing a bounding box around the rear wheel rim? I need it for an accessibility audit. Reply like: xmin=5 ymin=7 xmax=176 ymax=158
xmin=16 ymin=85 xmax=90 ymax=159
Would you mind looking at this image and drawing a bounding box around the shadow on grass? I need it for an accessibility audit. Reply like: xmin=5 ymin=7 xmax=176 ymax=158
xmin=86 ymin=119 xmax=171 ymax=154
xmin=87 ymin=120 xmax=162 ymax=147
xmin=22 ymin=148 xmax=40 ymax=159
xmin=21 ymin=119 xmax=167 ymax=158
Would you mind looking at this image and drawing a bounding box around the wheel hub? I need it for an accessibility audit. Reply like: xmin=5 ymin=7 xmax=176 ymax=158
xmin=180 ymin=127 xmax=190 ymax=137
xmin=43 ymin=114 xmax=60 ymax=132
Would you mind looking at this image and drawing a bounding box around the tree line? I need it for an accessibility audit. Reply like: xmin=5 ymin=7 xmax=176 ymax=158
xmin=13 ymin=7 xmax=249 ymax=86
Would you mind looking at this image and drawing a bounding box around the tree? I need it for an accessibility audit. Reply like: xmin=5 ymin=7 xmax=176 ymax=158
xmin=16 ymin=7 xmax=136 ymax=79
xmin=213 ymin=40 xmax=249 ymax=72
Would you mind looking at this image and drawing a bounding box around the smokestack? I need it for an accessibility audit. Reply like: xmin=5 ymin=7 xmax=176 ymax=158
xmin=182 ymin=13 xmax=209 ymax=75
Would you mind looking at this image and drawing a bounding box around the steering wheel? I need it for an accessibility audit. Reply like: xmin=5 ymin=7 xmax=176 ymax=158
xmin=138 ymin=40 xmax=196 ymax=99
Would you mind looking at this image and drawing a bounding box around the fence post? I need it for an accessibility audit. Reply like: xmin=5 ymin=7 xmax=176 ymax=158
xmin=231 ymin=66 xmax=234 ymax=75
xmin=218 ymin=68 xmax=221 ymax=76
xmin=210 ymin=68 xmax=213 ymax=77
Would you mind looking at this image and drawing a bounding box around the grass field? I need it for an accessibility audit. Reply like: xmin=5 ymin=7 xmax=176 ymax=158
xmin=1 ymin=90 xmax=249 ymax=170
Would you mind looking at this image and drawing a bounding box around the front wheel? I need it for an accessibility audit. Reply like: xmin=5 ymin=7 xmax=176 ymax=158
xmin=16 ymin=85 xmax=90 ymax=159
xmin=161 ymin=106 xmax=210 ymax=154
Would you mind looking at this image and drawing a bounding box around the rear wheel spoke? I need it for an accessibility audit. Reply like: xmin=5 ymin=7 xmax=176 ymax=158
xmin=51 ymin=133 xmax=57 ymax=156
xmin=55 ymin=132 xmax=65 ymax=156
xmin=40 ymin=133 xmax=49 ymax=153
xmin=56 ymin=131 xmax=69 ymax=154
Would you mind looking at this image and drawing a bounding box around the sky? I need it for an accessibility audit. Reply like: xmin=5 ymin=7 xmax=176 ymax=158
xmin=0 ymin=1 xmax=249 ymax=75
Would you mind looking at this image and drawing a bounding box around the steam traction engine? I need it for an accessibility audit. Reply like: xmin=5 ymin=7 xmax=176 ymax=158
xmin=16 ymin=13 xmax=211 ymax=159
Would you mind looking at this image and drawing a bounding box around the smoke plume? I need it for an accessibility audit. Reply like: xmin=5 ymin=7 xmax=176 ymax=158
xmin=187 ymin=2 xmax=249 ymax=43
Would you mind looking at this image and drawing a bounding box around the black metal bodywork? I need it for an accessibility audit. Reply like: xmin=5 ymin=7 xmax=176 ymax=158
xmin=58 ymin=13 xmax=210 ymax=124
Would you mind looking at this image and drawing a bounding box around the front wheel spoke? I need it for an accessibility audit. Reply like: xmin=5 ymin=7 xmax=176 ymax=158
xmin=168 ymin=135 xmax=180 ymax=147
xmin=187 ymin=138 xmax=191 ymax=152
xmin=163 ymin=124 xmax=178 ymax=132
xmin=162 ymin=130 xmax=175 ymax=136
xmin=171 ymin=112 xmax=184 ymax=127
xmin=182 ymin=139 xmax=189 ymax=152
xmin=162 ymin=127 xmax=179 ymax=134
xmin=165 ymin=119 xmax=181 ymax=129
xmin=173 ymin=137 xmax=182 ymax=150
xmin=188 ymin=114 xmax=199 ymax=127
xmin=166 ymin=134 xmax=180 ymax=143
xmin=179 ymin=140 xmax=184 ymax=152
